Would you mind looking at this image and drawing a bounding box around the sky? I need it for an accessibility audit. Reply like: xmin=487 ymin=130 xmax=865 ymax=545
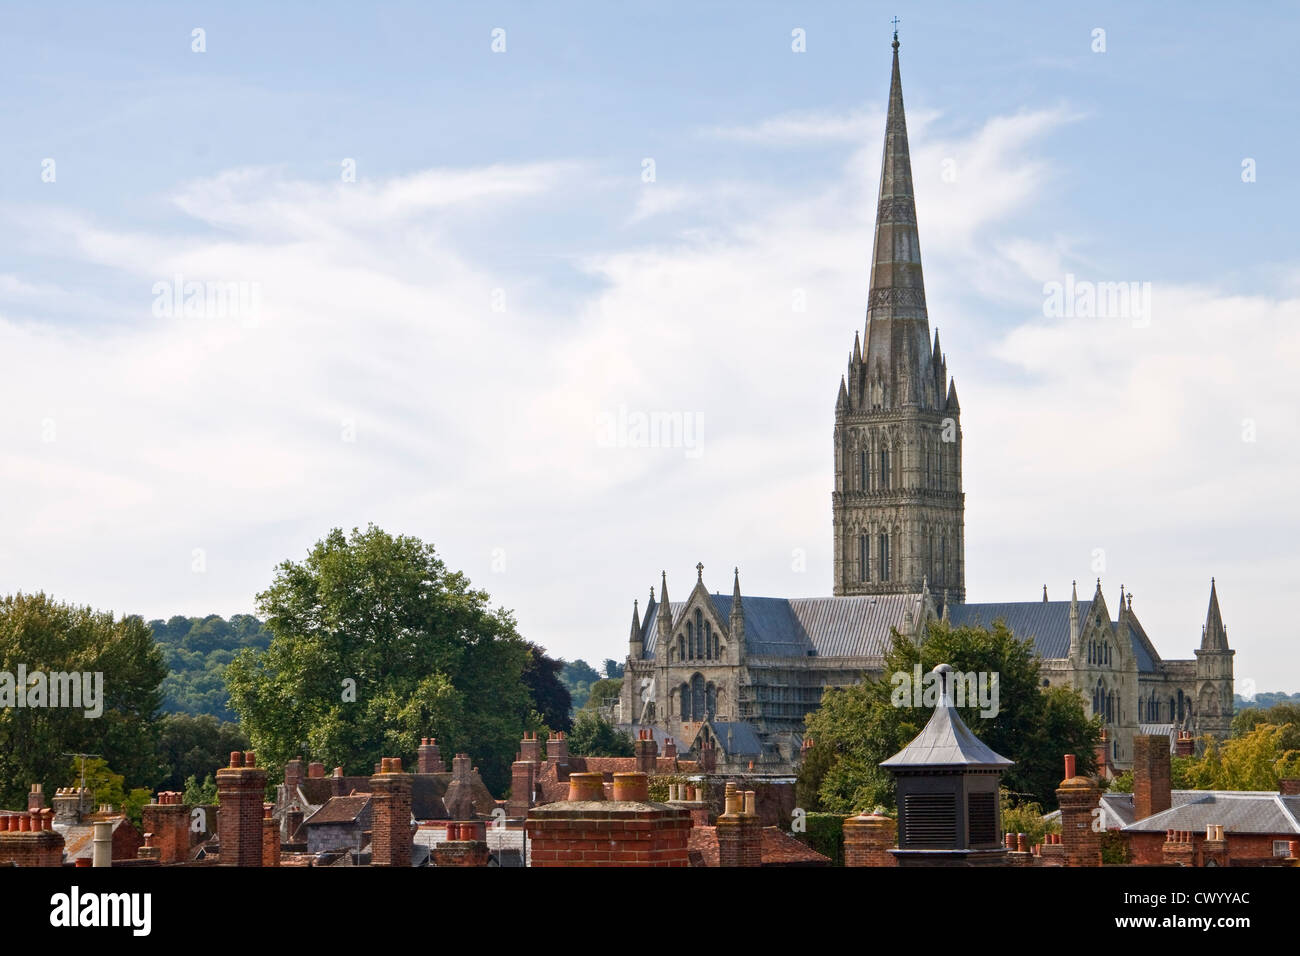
xmin=1 ymin=2 xmax=1298 ymax=691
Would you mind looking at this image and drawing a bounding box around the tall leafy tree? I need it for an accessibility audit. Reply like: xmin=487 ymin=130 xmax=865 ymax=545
xmin=225 ymin=525 xmax=534 ymax=793
xmin=567 ymin=710 xmax=634 ymax=757
xmin=0 ymin=592 xmax=166 ymax=806
xmin=521 ymin=643 xmax=572 ymax=733
xmin=155 ymin=713 xmax=249 ymax=791
xmin=800 ymin=620 xmax=1101 ymax=813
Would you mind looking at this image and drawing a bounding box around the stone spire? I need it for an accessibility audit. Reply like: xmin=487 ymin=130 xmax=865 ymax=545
xmin=729 ymin=567 xmax=745 ymax=651
xmin=628 ymin=599 xmax=643 ymax=659
xmin=656 ymin=571 xmax=673 ymax=641
xmin=860 ymin=30 xmax=938 ymax=411
xmin=1200 ymin=578 xmax=1229 ymax=651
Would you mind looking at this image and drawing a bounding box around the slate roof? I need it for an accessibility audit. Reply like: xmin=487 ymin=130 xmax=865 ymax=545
xmin=702 ymin=720 xmax=763 ymax=757
xmin=641 ymin=593 xmax=923 ymax=660
xmin=946 ymin=600 xmax=1159 ymax=672
xmin=1048 ymin=791 xmax=1300 ymax=835
xmin=1123 ymin=792 xmax=1300 ymax=835
xmin=880 ymin=670 xmax=1013 ymax=770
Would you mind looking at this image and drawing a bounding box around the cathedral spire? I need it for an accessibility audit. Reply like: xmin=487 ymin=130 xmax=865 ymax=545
xmin=862 ymin=29 xmax=935 ymax=410
xmin=1201 ymin=577 xmax=1229 ymax=651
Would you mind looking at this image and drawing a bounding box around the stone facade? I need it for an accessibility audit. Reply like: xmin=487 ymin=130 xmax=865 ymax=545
xmin=616 ymin=33 xmax=1233 ymax=776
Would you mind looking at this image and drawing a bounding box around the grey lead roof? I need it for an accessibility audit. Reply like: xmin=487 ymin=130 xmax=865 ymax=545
xmin=1122 ymin=792 xmax=1300 ymax=835
xmin=640 ymin=593 xmax=923 ymax=660
xmin=639 ymin=592 xmax=1160 ymax=670
xmin=946 ymin=601 xmax=1158 ymax=672
xmin=703 ymin=720 xmax=763 ymax=757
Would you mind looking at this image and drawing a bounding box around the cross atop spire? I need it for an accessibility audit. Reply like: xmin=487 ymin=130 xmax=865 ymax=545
xmin=891 ymin=16 xmax=900 ymax=46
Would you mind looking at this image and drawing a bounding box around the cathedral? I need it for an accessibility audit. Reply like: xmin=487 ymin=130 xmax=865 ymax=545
xmin=616 ymin=33 xmax=1233 ymax=775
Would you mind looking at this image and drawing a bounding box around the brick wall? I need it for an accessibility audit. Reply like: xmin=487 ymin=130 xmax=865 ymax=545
xmin=1127 ymin=830 xmax=1290 ymax=865
xmin=216 ymin=750 xmax=267 ymax=867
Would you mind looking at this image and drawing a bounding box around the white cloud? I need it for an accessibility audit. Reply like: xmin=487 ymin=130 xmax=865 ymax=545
xmin=1 ymin=104 xmax=1295 ymax=691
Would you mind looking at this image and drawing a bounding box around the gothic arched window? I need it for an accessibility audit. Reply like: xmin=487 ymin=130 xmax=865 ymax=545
xmin=859 ymin=534 xmax=869 ymax=582
xmin=859 ymin=449 xmax=868 ymax=491
xmin=880 ymin=448 xmax=891 ymax=490
xmin=878 ymin=533 xmax=891 ymax=582
xmin=690 ymin=673 xmax=706 ymax=722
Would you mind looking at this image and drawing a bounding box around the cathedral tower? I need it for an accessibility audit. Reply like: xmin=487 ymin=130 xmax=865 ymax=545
xmin=833 ymin=32 xmax=965 ymax=601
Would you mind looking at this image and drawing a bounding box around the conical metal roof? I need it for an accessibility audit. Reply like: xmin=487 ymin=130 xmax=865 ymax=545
xmin=880 ymin=664 xmax=1014 ymax=770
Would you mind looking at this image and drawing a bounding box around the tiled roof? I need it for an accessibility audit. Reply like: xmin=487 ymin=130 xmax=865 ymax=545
xmin=641 ymin=593 xmax=921 ymax=660
xmin=686 ymin=826 xmax=831 ymax=867
xmin=304 ymin=795 xmax=371 ymax=826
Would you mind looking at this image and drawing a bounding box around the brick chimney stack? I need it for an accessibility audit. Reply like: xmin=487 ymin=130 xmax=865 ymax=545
xmin=843 ymin=812 xmax=898 ymax=867
xmin=1133 ymin=735 xmax=1172 ymax=821
xmin=701 ymin=739 xmax=717 ymax=774
xmin=547 ymin=731 xmax=569 ymax=768
xmin=519 ymin=731 xmax=542 ymax=764
xmin=142 ymin=791 xmax=191 ymax=864
xmin=308 ymin=761 xmax=325 ymax=779
xmin=527 ymin=773 xmax=690 ymax=866
xmin=417 ymin=737 xmax=445 ymax=774
xmin=1094 ymin=730 xmax=1110 ymax=779
xmin=217 ymin=751 xmax=267 ymax=867
xmin=370 ymin=757 xmax=413 ymax=867
xmin=283 ymin=756 xmax=305 ymax=800
xmin=53 ymin=787 xmax=93 ymax=825
xmin=1161 ymin=829 xmax=1195 ymax=866
xmin=433 ymin=820 xmax=491 ymax=867
xmin=635 ymin=729 xmax=659 ymax=774
xmin=1174 ymin=731 xmax=1196 ymax=758
xmin=443 ymin=754 xmax=477 ymax=821
xmin=1279 ymin=778 xmax=1300 ymax=796
xmin=716 ymin=783 xmax=762 ymax=867
xmin=0 ymin=809 xmax=65 ymax=866
xmin=1055 ymin=754 xmax=1101 ymax=867
xmin=262 ymin=803 xmax=281 ymax=867
xmin=662 ymin=737 xmax=677 ymax=760
xmin=27 ymin=784 xmax=45 ymax=812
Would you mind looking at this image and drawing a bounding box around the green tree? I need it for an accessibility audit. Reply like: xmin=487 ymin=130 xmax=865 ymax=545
xmin=582 ymin=677 xmax=623 ymax=712
xmin=521 ymin=643 xmax=572 ymax=732
xmin=0 ymin=593 xmax=166 ymax=807
xmin=182 ymin=773 xmax=218 ymax=805
xmin=560 ymin=659 xmax=601 ymax=710
xmin=567 ymin=710 xmax=634 ymax=757
xmin=63 ymin=756 xmax=151 ymax=827
xmin=155 ymin=713 xmax=249 ymax=791
xmin=800 ymin=620 xmax=1101 ymax=813
xmin=225 ymin=525 xmax=534 ymax=793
